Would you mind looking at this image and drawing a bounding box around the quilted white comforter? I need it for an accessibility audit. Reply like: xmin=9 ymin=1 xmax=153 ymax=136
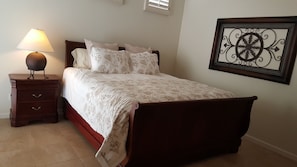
xmin=62 ymin=67 xmax=235 ymax=167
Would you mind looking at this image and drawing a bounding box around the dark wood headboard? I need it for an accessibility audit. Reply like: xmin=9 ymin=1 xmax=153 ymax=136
xmin=65 ymin=40 xmax=160 ymax=68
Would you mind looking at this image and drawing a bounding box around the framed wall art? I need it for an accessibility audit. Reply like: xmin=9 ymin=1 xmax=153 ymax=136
xmin=209 ymin=16 xmax=297 ymax=84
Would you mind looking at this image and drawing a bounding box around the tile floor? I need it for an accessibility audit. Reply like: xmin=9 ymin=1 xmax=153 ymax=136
xmin=0 ymin=118 xmax=296 ymax=167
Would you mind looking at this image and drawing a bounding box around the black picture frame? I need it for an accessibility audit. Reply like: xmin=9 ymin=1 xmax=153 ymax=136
xmin=209 ymin=16 xmax=297 ymax=84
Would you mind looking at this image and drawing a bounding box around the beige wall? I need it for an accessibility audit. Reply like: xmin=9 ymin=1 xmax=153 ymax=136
xmin=176 ymin=0 xmax=297 ymax=160
xmin=0 ymin=0 xmax=185 ymax=117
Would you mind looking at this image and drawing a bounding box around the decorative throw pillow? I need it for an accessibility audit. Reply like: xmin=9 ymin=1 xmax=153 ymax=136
xmin=71 ymin=48 xmax=90 ymax=68
xmin=84 ymin=38 xmax=119 ymax=57
xmin=129 ymin=52 xmax=160 ymax=74
xmin=124 ymin=43 xmax=152 ymax=53
xmin=90 ymin=47 xmax=130 ymax=74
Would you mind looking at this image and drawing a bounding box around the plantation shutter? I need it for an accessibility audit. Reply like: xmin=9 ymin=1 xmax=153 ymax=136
xmin=147 ymin=0 xmax=170 ymax=10
xmin=144 ymin=0 xmax=171 ymax=15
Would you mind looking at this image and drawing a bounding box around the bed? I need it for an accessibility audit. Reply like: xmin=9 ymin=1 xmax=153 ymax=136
xmin=62 ymin=40 xmax=257 ymax=167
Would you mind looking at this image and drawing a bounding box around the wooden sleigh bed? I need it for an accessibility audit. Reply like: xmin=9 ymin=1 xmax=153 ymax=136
xmin=62 ymin=40 xmax=257 ymax=167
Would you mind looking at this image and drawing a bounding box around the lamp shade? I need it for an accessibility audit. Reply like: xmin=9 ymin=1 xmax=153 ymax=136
xmin=17 ymin=29 xmax=54 ymax=52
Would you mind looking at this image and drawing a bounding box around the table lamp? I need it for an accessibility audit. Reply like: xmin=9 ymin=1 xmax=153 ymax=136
xmin=17 ymin=28 xmax=54 ymax=79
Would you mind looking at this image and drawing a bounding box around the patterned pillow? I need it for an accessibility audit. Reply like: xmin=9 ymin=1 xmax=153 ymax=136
xmin=90 ymin=47 xmax=130 ymax=74
xmin=129 ymin=52 xmax=160 ymax=74
xmin=85 ymin=38 xmax=119 ymax=56
xmin=124 ymin=43 xmax=152 ymax=53
xmin=71 ymin=48 xmax=90 ymax=68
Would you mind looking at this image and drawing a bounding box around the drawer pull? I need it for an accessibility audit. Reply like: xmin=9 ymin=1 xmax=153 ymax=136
xmin=32 ymin=94 xmax=42 ymax=98
xmin=31 ymin=106 xmax=41 ymax=111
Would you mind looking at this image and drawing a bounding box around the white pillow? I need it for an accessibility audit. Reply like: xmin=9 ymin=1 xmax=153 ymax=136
xmin=129 ymin=52 xmax=160 ymax=74
xmin=124 ymin=43 xmax=152 ymax=53
xmin=85 ymin=39 xmax=119 ymax=55
xmin=71 ymin=48 xmax=90 ymax=68
xmin=90 ymin=47 xmax=130 ymax=74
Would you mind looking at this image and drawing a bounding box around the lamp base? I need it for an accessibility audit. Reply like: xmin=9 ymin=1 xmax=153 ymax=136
xmin=28 ymin=70 xmax=48 ymax=80
xmin=26 ymin=52 xmax=47 ymax=71
xmin=26 ymin=51 xmax=48 ymax=80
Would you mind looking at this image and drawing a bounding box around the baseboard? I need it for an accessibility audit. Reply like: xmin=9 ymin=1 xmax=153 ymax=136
xmin=0 ymin=113 xmax=9 ymax=119
xmin=244 ymin=134 xmax=297 ymax=162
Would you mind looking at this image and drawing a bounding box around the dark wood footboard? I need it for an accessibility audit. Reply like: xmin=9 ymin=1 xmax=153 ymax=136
xmin=63 ymin=96 xmax=257 ymax=167
xmin=124 ymin=96 xmax=257 ymax=167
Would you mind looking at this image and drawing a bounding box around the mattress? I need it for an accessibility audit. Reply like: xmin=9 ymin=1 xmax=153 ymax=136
xmin=62 ymin=67 xmax=235 ymax=167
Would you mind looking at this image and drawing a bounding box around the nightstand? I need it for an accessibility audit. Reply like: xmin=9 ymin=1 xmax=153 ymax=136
xmin=9 ymin=74 xmax=60 ymax=127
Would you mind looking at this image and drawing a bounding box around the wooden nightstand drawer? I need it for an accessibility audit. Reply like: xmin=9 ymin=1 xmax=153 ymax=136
xmin=17 ymin=102 xmax=56 ymax=115
xmin=17 ymin=89 xmax=57 ymax=102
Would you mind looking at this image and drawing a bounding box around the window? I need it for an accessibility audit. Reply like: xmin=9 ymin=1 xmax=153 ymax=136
xmin=144 ymin=0 xmax=171 ymax=15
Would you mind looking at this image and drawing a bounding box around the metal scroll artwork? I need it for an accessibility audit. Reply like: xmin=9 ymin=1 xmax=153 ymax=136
xmin=209 ymin=16 xmax=297 ymax=84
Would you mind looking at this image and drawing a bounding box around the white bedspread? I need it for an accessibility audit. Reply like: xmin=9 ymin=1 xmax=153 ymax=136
xmin=62 ymin=67 xmax=235 ymax=167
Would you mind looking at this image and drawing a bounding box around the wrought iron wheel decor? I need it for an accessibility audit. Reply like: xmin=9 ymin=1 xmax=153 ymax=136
xmin=209 ymin=16 xmax=297 ymax=84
